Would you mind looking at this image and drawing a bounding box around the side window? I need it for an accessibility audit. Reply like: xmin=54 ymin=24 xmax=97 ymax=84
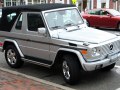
xmin=7 ymin=13 xmax=17 ymax=22
xmin=88 ymin=10 xmax=100 ymax=15
xmin=27 ymin=13 xmax=44 ymax=31
xmin=94 ymin=10 xmax=100 ymax=15
xmin=100 ymin=10 xmax=109 ymax=15
xmin=15 ymin=14 xmax=23 ymax=30
xmin=88 ymin=10 xmax=96 ymax=15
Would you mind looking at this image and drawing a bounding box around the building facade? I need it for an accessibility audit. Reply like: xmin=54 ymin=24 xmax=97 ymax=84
xmin=0 ymin=0 xmax=3 ymax=7
xmin=3 ymin=0 xmax=120 ymax=12
xmin=4 ymin=0 xmax=47 ymax=7
xmin=92 ymin=0 xmax=120 ymax=11
xmin=77 ymin=0 xmax=120 ymax=12
xmin=3 ymin=0 xmax=71 ymax=7
xmin=48 ymin=0 xmax=70 ymax=4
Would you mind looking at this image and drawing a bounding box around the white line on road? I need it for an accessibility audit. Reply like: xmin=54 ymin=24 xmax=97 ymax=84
xmin=0 ymin=67 xmax=75 ymax=90
xmin=116 ymin=88 xmax=120 ymax=90
xmin=115 ymin=65 xmax=120 ymax=68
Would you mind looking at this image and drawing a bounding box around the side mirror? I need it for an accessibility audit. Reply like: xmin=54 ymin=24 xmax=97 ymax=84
xmin=38 ymin=28 xmax=46 ymax=35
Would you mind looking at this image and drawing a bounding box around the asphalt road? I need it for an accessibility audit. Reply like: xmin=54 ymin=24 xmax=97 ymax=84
xmin=0 ymin=29 xmax=120 ymax=90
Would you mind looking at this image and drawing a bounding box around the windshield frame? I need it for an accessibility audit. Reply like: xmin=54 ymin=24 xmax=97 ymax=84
xmin=42 ymin=7 xmax=84 ymax=31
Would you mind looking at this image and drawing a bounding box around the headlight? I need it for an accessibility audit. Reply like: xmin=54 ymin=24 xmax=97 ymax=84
xmin=91 ymin=47 xmax=100 ymax=57
xmin=91 ymin=48 xmax=100 ymax=57
xmin=80 ymin=47 xmax=101 ymax=62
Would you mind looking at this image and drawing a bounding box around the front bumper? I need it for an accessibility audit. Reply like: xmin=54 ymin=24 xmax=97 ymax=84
xmin=82 ymin=52 xmax=120 ymax=71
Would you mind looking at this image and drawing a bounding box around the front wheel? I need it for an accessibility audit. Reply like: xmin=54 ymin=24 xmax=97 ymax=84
xmin=100 ymin=63 xmax=115 ymax=71
xmin=62 ymin=54 xmax=80 ymax=85
xmin=5 ymin=45 xmax=24 ymax=68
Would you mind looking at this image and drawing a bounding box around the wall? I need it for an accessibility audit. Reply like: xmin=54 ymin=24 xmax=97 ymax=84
xmin=48 ymin=0 xmax=68 ymax=4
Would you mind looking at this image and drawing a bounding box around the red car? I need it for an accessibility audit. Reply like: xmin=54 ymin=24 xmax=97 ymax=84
xmin=82 ymin=9 xmax=120 ymax=30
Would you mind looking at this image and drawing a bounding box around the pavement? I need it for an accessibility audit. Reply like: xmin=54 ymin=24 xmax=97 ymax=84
xmin=0 ymin=67 xmax=75 ymax=90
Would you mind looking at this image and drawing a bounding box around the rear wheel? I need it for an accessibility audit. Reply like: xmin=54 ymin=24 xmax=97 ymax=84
xmin=62 ymin=54 xmax=80 ymax=85
xmin=5 ymin=45 xmax=24 ymax=68
xmin=100 ymin=63 xmax=115 ymax=71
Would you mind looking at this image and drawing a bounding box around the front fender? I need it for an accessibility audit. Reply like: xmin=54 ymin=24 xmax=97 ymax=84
xmin=3 ymin=39 xmax=24 ymax=57
xmin=55 ymin=48 xmax=86 ymax=70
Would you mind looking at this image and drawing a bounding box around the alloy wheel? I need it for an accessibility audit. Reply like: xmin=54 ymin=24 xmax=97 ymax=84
xmin=7 ymin=49 xmax=17 ymax=65
xmin=62 ymin=60 xmax=70 ymax=80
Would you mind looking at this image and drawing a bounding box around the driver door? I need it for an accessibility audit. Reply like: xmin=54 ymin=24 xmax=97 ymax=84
xmin=24 ymin=12 xmax=52 ymax=65
xmin=100 ymin=10 xmax=114 ymax=28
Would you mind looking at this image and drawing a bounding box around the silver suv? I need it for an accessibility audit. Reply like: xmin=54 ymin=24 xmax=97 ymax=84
xmin=0 ymin=4 xmax=120 ymax=85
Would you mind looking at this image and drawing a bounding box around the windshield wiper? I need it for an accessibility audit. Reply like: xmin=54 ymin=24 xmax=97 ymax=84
xmin=64 ymin=23 xmax=75 ymax=26
xmin=51 ymin=26 xmax=61 ymax=29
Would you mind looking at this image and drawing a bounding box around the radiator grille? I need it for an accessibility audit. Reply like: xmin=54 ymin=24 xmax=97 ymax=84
xmin=100 ymin=40 xmax=120 ymax=57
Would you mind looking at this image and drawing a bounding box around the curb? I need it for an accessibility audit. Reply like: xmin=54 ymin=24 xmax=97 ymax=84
xmin=0 ymin=67 xmax=75 ymax=90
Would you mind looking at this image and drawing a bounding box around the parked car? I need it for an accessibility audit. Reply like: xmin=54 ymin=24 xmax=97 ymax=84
xmin=82 ymin=8 xmax=120 ymax=30
xmin=0 ymin=4 xmax=120 ymax=85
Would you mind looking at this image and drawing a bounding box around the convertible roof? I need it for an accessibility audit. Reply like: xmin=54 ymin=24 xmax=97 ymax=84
xmin=0 ymin=4 xmax=76 ymax=32
xmin=2 ymin=4 xmax=75 ymax=13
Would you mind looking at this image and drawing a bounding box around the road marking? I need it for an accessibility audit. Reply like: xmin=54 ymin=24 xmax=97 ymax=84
xmin=116 ymin=88 xmax=120 ymax=90
xmin=0 ymin=67 xmax=75 ymax=90
xmin=115 ymin=65 xmax=120 ymax=68
xmin=115 ymin=65 xmax=120 ymax=75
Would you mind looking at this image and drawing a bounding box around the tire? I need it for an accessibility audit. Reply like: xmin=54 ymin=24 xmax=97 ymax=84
xmin=86 ymin=20 xmax=90 ymax=27
xmin=117 ymin=23 xmax=120 ymax=30
xmin=5 ymin=45 xmax=24 ymax=68
xmin=100 ymin=63 xmax=115 ymax=71
xmin=62 ymin=54 xmax=80 ymax=85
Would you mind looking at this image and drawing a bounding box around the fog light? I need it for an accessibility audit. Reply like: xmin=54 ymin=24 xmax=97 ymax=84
xmin=96 ymin=64 xmax=103 ymax=69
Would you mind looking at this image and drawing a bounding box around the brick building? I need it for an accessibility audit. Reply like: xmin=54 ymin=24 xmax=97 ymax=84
xmin=91 ymin=0 xmax=120 ymax=11
xmin=3 ymin=0 xmax=71 ymax=7
xmin=0 ymin=0 xmax=3 ymax=7
xmin=76 ymin=0 xmax=120 ymax=12
xmin=2 ymin=0 xmax=120 ymax=12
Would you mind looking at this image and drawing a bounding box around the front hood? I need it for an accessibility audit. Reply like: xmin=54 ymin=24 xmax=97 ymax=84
xmin=57 ymin=27 xmax=117 ymax=44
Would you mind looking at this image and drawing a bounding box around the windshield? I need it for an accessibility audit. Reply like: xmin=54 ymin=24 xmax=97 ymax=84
xmin=108 ymin=9 xmax=120 ymax=16
xmin=44 ymin=9 xmax=83 ymax=30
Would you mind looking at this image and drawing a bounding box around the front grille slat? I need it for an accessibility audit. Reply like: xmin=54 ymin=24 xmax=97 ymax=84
xmin=100 ymin=40 xmax=120 ymax=58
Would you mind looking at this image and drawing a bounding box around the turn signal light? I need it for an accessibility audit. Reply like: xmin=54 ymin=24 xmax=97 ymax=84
xmin=80 ymin=50 xmax=87 ymax=55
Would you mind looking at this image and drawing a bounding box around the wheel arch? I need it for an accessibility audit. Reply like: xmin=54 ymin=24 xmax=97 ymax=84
xmin=3 ymin=39 xmax=24 ymax=57
xmin=117 ymin=21 xmax=120 ymax=29
xmin=52 ymin=48 xmax=83 ymax=69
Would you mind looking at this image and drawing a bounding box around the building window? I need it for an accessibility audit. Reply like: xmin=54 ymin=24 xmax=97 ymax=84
xmin=28 ymin=0 xmax=32 ymax=5
xmin=6 ymin=2 xmax=11 ymax=6
xmin=41 ymin=0 xmax=46 ymax=4
xmin=6 ymin=0 xmax=11 ymax=6
xmin=6 ymin=0 xmax=17 ymax=6
xmin=101 ymin=3 xmax=106 ymax=8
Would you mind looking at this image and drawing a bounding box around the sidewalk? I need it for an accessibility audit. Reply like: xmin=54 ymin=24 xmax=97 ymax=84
xmin=0 ymin=67 xmax=74 ymax=90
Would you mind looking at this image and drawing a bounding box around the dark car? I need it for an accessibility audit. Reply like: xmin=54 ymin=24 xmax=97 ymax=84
xmin=82 ymin=8 xmax=120 ymax=30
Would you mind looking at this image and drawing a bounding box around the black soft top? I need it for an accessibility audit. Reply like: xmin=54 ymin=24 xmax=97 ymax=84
xmin=0 ymin=4 xmax=75 ymax=32
xmin=2 ymin=4 xmax=75 ymax=13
